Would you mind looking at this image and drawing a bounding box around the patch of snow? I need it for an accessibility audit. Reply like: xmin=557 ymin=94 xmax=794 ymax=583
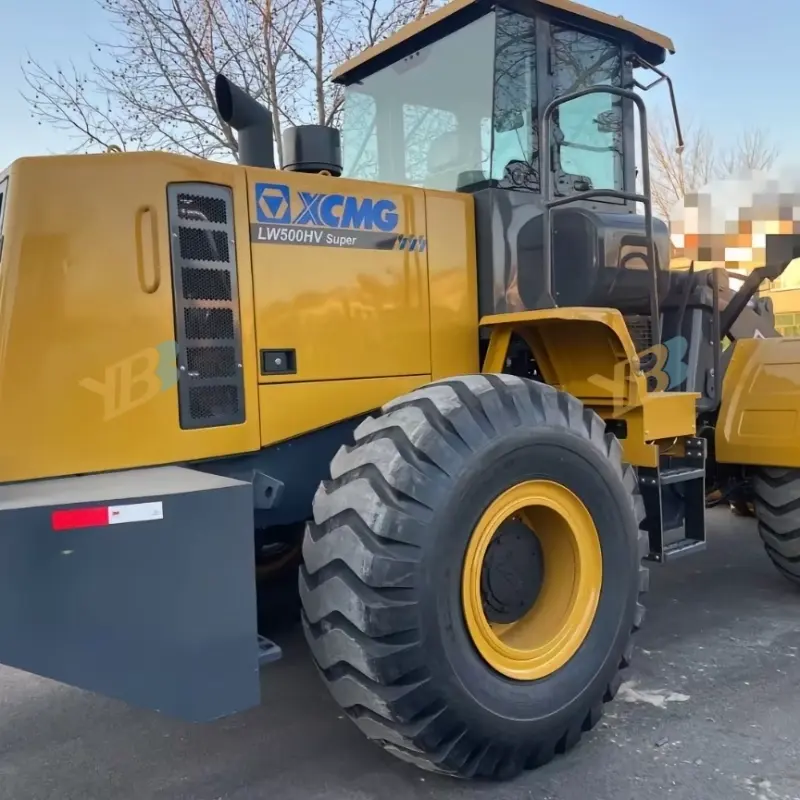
xmin=617 ymin=681 xmax=690 ymax=708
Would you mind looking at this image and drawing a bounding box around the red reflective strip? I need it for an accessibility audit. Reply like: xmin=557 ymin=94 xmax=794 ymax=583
xmin=51 ymin=506 xmax=110 ymax=531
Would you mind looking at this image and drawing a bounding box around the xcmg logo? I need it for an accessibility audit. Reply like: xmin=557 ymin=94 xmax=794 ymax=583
xmin=255 ymin=182 xmax=399 ymax=232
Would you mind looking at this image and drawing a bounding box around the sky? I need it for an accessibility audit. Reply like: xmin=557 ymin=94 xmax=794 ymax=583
xmin=0 ymin=0 xmax=794 ymax=168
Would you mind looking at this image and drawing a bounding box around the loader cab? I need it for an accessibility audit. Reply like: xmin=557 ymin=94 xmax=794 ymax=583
xmin=333 ymin=2 xmax=747 ymax=414
xmin=334 ymin=0 xmax=669 ymax=196
xmin=333 ymin=0 xmax=676 ymax=324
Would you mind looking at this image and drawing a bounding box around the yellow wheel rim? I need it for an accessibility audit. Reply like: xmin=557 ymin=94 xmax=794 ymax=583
xmin=462 ymin=479 xmax=603 ymax=681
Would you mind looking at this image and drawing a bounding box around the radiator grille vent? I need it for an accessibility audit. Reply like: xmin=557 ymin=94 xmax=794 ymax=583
xmin=177 ymin=193 xmax=227 ymax=224
xmin=182 ymin=267 xmax=233 ymax=301
xmin=178 ymin=227 xmax=231 ymax=262
xmin=188 ymin=385 xmax=240 ymax=420
xmin=625 ymin=315 xmax=653 ymax=354
xmin=186 ymin=346 xmax=238 ymax=378
xmin=168 ymin=185 xmax=244 ymax=429
xmin=183 ymin=307 xmax=235 ymax=341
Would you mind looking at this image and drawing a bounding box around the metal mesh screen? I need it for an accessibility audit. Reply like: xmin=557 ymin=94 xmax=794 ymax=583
xmin=176 ymin=193 xmax=227 ymax=224
xmin=168 ymin=185 xmax=245 ymax=429
xmin=182 ymin=267 xmax=233 ymax=301
xmin=178 ymin=227 xmax=231 ymax=263
xmin=625 ymin=314 xmax=653 ymax=354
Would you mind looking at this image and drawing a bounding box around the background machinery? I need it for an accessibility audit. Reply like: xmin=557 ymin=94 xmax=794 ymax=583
xmin=1 ymin=0 xmax=799 ymax=782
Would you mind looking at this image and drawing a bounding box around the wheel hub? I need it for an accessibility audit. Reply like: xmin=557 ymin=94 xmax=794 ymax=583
xmin=462 ymin=479 xmax=603 ymax=681
xmin=480 ymin=518 xmax=544 ymax=624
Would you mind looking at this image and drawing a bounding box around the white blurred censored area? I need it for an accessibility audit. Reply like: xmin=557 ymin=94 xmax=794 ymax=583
xmin=669 ymin=170 xmax=800 ymax=268
xmin=667 ymin=170 xmax=800 ymax=337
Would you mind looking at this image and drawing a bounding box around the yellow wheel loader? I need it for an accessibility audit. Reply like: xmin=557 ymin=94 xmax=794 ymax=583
xmin=1 ymin=0 xmax=799 ymax=782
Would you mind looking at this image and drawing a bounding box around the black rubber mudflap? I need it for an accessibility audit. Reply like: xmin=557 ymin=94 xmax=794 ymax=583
xmin=299 ymin=374 xmax=647 ymax=780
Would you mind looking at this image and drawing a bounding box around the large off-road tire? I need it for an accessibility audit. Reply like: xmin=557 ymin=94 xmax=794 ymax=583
xmin=299 ymin=375 xmax=647 ymax=780
xmin=753 ymin=467 xmax=800 ymax=585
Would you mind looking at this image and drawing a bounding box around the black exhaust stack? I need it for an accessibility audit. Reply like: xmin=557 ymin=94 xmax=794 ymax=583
xmin=214 ymin=74 xmax=275 ymax=169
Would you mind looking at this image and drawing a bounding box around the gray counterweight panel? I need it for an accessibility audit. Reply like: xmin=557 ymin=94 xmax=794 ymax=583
xmin=0 ymin=466 xmax=260 ymax=722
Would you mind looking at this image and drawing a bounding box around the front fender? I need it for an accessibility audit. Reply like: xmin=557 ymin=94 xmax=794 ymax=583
xmin=479 ymin=308 xmax=699 ymax=467
xmin=717 ymin=336 xmax=800 ymax=468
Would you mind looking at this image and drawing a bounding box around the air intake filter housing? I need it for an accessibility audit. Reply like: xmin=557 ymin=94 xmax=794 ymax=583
xmin=282 ymin=125 xmax=342 ymax=176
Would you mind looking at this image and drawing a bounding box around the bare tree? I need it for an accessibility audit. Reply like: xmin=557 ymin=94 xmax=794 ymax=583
xmin=23 ymin=0 xmax=281 ymax=159
xmin=21 ymin=0 xmax=439 ymax=164
xmin=648 ymin=115 xmax=716 ymax=221
xmin=717 ymin=127 xmax=781 ymax=177
xmin=648 ymin=113 xmax=781 ymax=221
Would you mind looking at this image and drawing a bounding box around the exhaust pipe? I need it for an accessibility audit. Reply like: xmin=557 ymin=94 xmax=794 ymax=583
xmin=214 ymin=74 xmax=275 ymax=169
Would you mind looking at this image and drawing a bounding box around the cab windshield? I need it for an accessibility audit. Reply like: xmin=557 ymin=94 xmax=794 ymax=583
xmin=340 ymin=13 xmax=496 ymax=191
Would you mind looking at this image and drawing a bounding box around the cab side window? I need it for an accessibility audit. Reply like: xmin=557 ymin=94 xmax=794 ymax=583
xmin=491 ymin=10 xmax=538 ymax=189
xmin=550 ymin=26 xmax=624 ymax=196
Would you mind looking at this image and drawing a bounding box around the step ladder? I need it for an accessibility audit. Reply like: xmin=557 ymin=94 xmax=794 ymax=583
xmin=638 ymin=436 xmax=707 ymax=563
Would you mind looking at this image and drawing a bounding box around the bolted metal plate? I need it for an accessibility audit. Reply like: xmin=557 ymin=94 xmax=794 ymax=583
xmin=481 ymin=518 xmax=545 ymax=624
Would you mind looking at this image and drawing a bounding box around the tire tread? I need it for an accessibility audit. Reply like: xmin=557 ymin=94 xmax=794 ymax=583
xmin=754 ymin=467 xmax=800 ymax=585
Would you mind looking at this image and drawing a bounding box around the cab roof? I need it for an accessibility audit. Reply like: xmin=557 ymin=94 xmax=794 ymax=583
xmin=332 ymin=0 xmax=675 ymax=84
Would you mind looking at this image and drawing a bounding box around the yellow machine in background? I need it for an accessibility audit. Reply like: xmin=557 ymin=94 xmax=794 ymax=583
xmin=1 ymin=0 xmax=799 ymax=783
xmin=763 ymin=263 xmax=800 ymax=335
xmin=667 ymin=188 xmax=800 ymax=514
